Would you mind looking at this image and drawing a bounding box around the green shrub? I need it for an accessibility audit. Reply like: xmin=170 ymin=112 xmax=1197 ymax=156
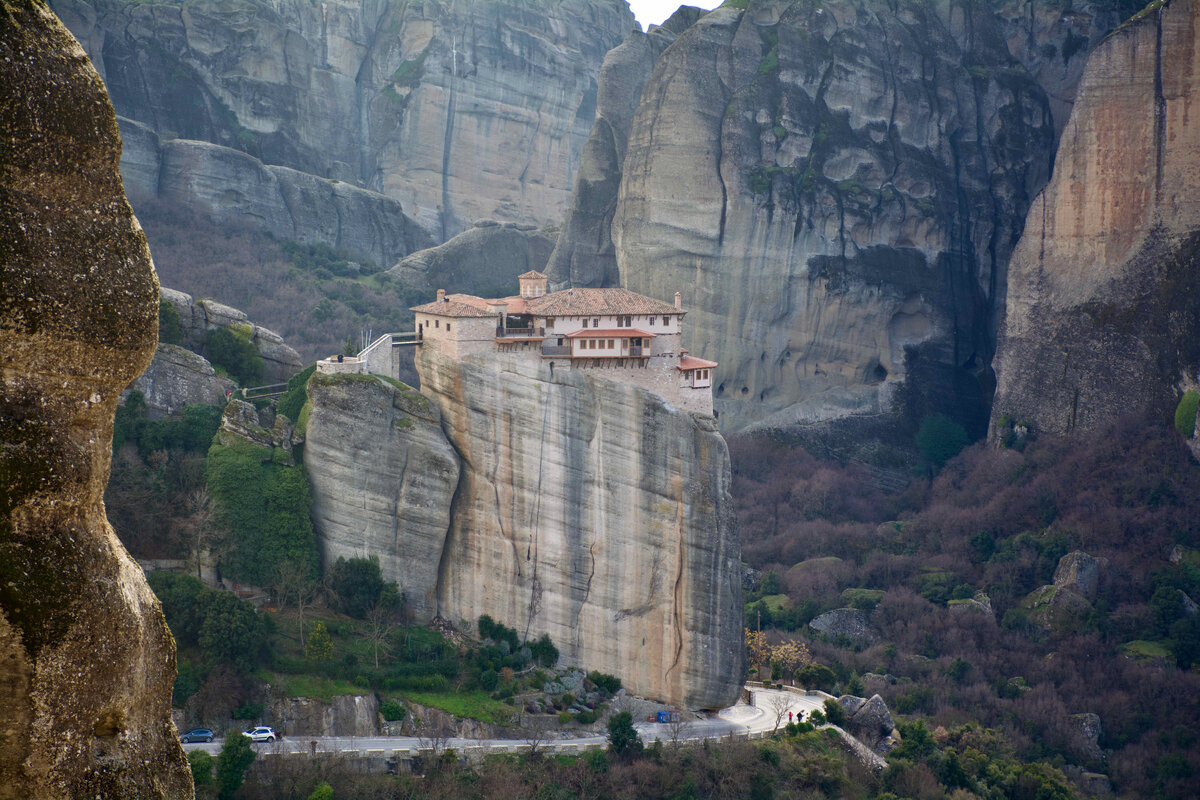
xmin=188 ymin=749 xmax=213 ymax=786
xmin=159 ymin=298 xmax=185 ymax=345
xmin=307 ymin=783 xmax=334 ymax=800
xmin=326 ymin=556 xmax=388 ymax=619
xmin=530 ymin=633 xmax=558 ymax=667
xmin=479 ymin=668 xmax=499 ymax=691
xmin=916 ymin=414 xmax=969 ymax=466
xmin=823 ymin=698 xmax=846 ymax=726
xmin=558 ymin=711 xmax=573 ymax=724
xmin=796 ymin=663 xmax=837 ymax=691
xmin=206 ymin=326 xmax=263 ymax=387
xmin=216 ymin=733 xmax=256 ymax=799
xmin=587 ymin=671 xmax=622 ymax=695
xmin=205 ymin=440 xmax=319 ymax=585
xmin=1175 ymin=390 xmax=1199 ymax=438
xmin=231 ymin=702 xmax=264 ymax=720
xmin=606 ymin=711 xmax=643 ymax=757
xmin=277 ymin=364 xmax=316 ymax=423
xmin=380 ymin=699 xmax=406 ymax=721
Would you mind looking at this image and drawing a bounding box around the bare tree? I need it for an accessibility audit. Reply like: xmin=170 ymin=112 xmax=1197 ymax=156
xmin=181 ymin=487 xmax=215 ymax=581
xmin=362 ymin=602 xmax=396 ymax=669
xmin=274 ymin=558 xmax=318 ymax=649
xmin=523 ymin=713 xmax=553 ymax=758
xmin=666 ymin=712 xmax=693 ymax=749
xmin=765 ymin=691 xmax=793 ymax=734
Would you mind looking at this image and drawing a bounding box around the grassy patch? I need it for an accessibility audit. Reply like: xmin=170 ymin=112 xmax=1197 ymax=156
xmin=405 ymin=690 xmax=518 ymax=725
xmin=1122 ymin=640 xmax=1171 ymax=661
xmin=761 ymin=593 xmax=790 ymax=612
xmin=275 ymin=673 xmax=364 ymax=703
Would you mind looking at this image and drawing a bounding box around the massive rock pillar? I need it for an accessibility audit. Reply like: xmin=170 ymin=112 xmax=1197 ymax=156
xmin=0 ymin=2 xmax=192 ymax=796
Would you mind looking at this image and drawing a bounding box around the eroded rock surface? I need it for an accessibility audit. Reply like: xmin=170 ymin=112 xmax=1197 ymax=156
xmin=128 ymin=343 xmax=234 ymax=418
xmin=52 ymin=0 xmax=635 ymax=243
xmin=119 ymin=118 xmax=433 ymax=268
xmin=162 ymin=287 xmax=303 ymax=384
xmin=0 ymin=2 xmax=191 ymax=795
xmin=416 ymin=347 xmax=744 ymax=709
xmin=303 ymin=373 xmax=460 ymax=624
xmin=565 ymin=0 xmax=1054 ymax=433
xmin=390 ymin=222 xmax=557 ymax=299
xmin=992 ymin=0 xmax=1200 ymax=435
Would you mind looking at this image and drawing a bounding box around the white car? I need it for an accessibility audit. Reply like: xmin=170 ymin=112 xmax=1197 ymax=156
xmin=243 ymin=726 xmax=277 ymax=742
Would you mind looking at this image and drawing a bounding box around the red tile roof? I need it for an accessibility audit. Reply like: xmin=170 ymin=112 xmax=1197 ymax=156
xmin=527 ymin=287 xmax=682 ymax=316
xmin=565 ymin=328 xmax=656 ymax=339
xmin=518 ymin=270 xmax=548 ymax=279
xmin=414 ymin=287 xmax=682 ymax=318
xmin=678 ymin=355 xmax=718 ymax=371
xmin=410 ymin=297 xmax=495 ymax=317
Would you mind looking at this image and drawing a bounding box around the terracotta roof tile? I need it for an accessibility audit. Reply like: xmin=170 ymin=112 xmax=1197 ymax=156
xmin=565 ymin=328 xmax=656 ymax=338
xmin=678 ymin=355 xmax=718 ymax=371
xmin=410 ymin=298 xmax=495 ymax=317
xmin=518 ymin=270 xmax=548 ymax=279
xmin=527 ymin=287 xmax=682 ymax=316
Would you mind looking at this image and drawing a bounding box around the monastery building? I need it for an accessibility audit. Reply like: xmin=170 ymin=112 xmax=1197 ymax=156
xmin=410 ymin=272 xmax=716 ymax=415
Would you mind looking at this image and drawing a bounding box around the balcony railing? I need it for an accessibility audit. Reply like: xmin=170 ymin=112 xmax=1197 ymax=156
xmin=497 ymin=325 xmax=545 ymax=338
xmin=541 ymin=344 xmax=572 ymax=356
xmin=628 ymin=345 xmax=643 ymax=357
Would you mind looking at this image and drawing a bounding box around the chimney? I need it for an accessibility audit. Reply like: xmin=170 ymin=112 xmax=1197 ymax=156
xmin=674 ymin=291 xmax=682 ymax=310
xmin=437 ymin=289 xmax=446 ymax=302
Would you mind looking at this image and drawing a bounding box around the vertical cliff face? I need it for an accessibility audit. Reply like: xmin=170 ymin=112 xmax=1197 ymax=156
xmin=417 ymin=348 xmax=744 ymax=710
xmin=304 ymin=347 xmax=745 ymax=709
xmin=992 ymin=0 xmax=1200 ymax=435
xmin=52 ymin=0 xmax=635 ymax=244
xmin=304 ymin=373 xmax=460 ymax=624
xmin=0 ymin=1 xmax=192 ymax=795
xmin=558 ymin=0 xmax=1054 ymax=434
xmin=546 ymin=6 xmax=705 ymax=288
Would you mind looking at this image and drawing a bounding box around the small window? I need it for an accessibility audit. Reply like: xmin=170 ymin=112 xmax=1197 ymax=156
xmin=446 ymin=323 xmax=451 ymax=332
xmin=546 ymin=318 xmax=554 ymax=329
xmin=624 ymin=316 xmax=632 ymax=326
xmin=583 ymin=319 xmax=589 ymax=328
xmin=435 ymin=319 xmax=440 ymax=328
xmin=663 ymin=316 xmax=669 ymax=326
xmin=608 ymin=339 xmax=614 ymax=349
xmin=593 ymin=318 xmax=600 ymax=327
xmin=649 ymin=317 xmax=656 ymax=326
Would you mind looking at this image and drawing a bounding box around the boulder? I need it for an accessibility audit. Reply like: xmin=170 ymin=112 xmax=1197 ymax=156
xmin=127 ymin=343 xmax=233 ymax=417
xmin=161 ymin=288 xmax=304 ymax=385
xmin=839 ymin=693 xmax=899 ymax=754
xmin=1025 ymin=585 xmax=1093 ymax=634
xmin=1068 ymin=712 xmax=1104 ymax=763
xmin=810 ymin=608 xmax=876 ymax=645
xmin=0 ymin=2 xmax=191 ymax=792
xmin=1053 ymin=551 xmax=1108 ymax=603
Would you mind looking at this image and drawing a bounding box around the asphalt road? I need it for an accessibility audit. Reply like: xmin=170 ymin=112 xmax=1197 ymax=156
xmin=182 ymin=686 xmax=829 ymax=758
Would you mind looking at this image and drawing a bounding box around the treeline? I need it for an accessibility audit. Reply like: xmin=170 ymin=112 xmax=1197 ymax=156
xmin=730 ymin=418 xmax=1200 ymax=798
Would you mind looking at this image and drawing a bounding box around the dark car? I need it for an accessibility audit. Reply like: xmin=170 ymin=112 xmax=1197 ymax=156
xmin=180 ymin=728 xmax=215 ymax=743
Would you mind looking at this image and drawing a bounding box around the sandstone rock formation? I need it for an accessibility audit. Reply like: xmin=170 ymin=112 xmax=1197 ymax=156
xmin=162 ymin=287 xmax=303 ymax=384
xmin=1052 ymin=550 xmax=1108 ymax=603
xmin=417 ymin=347 xmax=744 ymax=710
xmin=304 ymin=373 xmax=460 ymax=624
xmin=304 ymin=347 xmax=745 ymax=709
xmin=0 ymin=2 xmax=192 ymax=794
xmin=994 ymin=0 xmax=1143 ymax=139
xmin=992 ymin=0 xmax=1200 ymax=436
xmin=838 ymin=694 xmax=899 ymax=754
xmin=559 ymin=0 xmax=1055 ymax=433
xmin=119 ymin=118 xmax=433 ymax=268
xmin=128 ymin=343 xmax=234 ymax=418
xmin=390 ymin=222 xmax=557 ymax=299
xmin=810 ymin=607 xmax=875 ymax=645
xmin=52 ymin=0 xmax=635 ymax=243
xmin=547 ymin=6 xmax=705 ymax=289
